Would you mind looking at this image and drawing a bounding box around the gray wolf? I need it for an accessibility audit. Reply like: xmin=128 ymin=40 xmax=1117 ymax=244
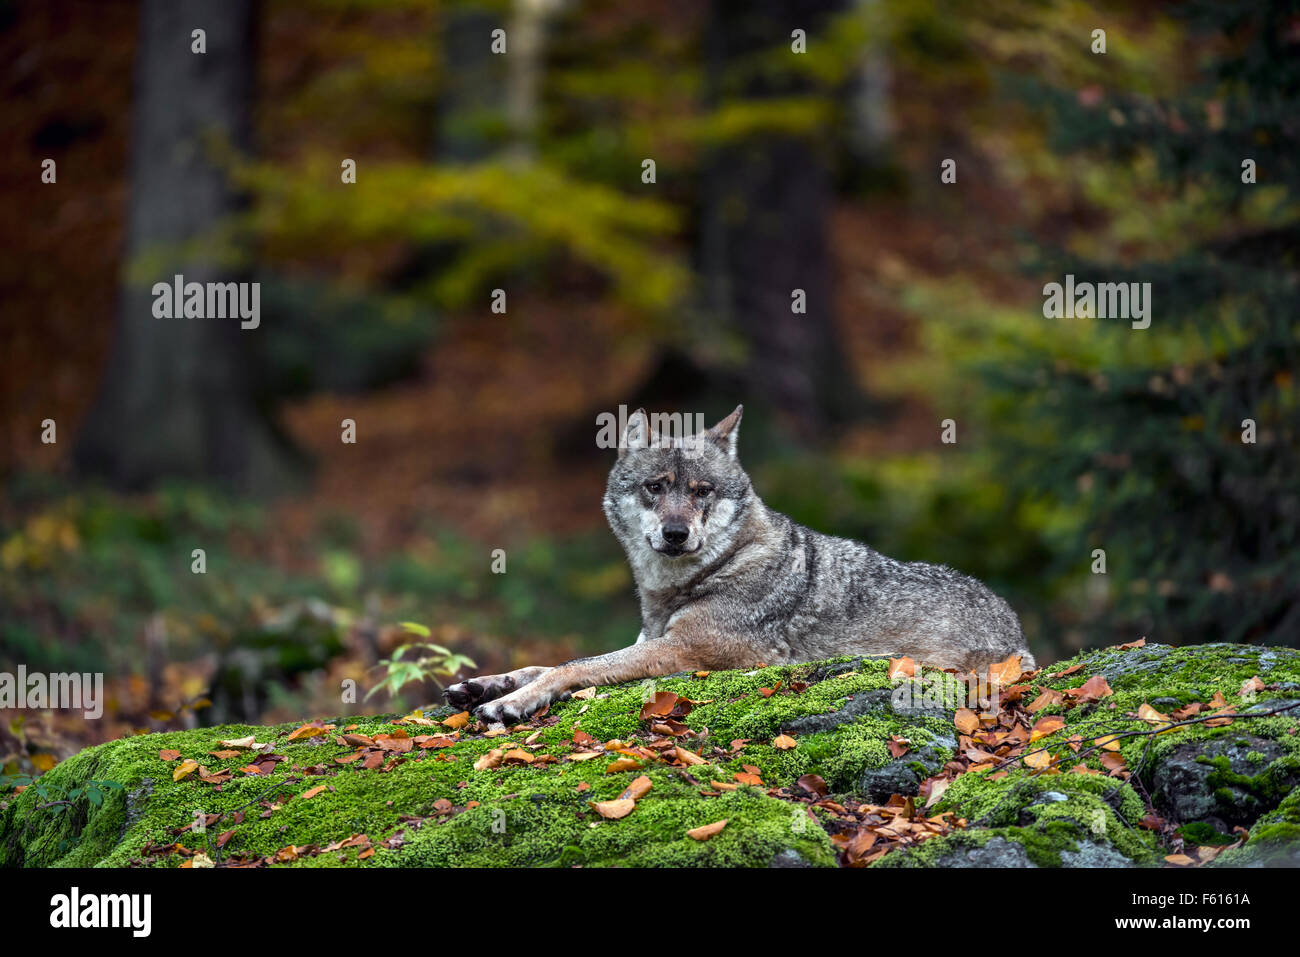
xmin=446 ymin=405 xmax=1034 ymax=725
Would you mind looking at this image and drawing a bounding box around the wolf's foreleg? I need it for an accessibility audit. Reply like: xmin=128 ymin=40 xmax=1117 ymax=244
xmin=444 ymin=665 xmax=552 ymax=712
xmin=473 ymin=630 xmax=761 ymax=726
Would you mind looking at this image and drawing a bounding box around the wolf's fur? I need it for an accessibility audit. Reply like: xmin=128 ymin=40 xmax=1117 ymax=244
xmin=447 ymin=405 xmax=1034 ymax=725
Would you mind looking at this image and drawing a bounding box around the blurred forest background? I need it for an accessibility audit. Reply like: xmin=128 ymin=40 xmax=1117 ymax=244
xmin=2 ymin=0 xmax=1297 ymax=770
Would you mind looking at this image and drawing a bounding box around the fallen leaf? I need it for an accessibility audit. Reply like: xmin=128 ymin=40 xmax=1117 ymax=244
xmin=640 ymin=691 xmax=679 ymax=720
xmin=987 ymin=654 xmax=1022 ymax=687
xmin=797 ymin=774 xmax=828 ymax=797
xmin=1064 ymin=675 xmax=1113 ymax=703
xmin=773 ymin=734 xmax=798 ymax=751
xmin=888 ymin=657 xmax=916 ymax=680
xmin=619 ymin=775 xmax=653 ymax=801
xmin=687 ymin=819 xmax=728 ymax=841
xmin=674 ymin=747 xmax=706 ymax=766
xmin=287 ymin=723 xmax=335 ymax=742
xmin=1026 ymin=689 xmax=1063 ymax=713
xmin=1030 ymin=715 xmax=1066 ymax=741
xmin=590 ymin=799 xmax=636 ymax=820
xmin=1023 ymin=750 xmax=1052 ymax=770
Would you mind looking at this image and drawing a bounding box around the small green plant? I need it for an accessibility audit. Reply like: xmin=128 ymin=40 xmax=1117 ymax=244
xmin=0 ymin=772 xmax=125 ymax=855
xmin=0 ymin=773 xmax=124 ymax=811
xmin=365 ymin=622 xmax=475 ymax=702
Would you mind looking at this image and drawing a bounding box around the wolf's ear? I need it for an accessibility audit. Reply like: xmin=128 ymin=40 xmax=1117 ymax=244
xmin=619 ymin=408 xmax=651 ymax=460
xmin=705 ymin=405 xmax=743 ymax=459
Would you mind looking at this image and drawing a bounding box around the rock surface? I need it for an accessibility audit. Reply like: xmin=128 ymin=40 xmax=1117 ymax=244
xmin=2 ymin=641 xmax=1298 ymax=867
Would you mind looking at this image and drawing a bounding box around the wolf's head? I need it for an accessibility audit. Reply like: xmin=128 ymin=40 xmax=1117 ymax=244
xmin=603 ymin=406 xmax=754 ymax=580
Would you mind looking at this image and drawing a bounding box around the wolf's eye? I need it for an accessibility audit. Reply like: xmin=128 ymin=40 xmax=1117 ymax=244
xmin=644 ymin=482 xmax=663 ymax=495
xmin=695 ymin=487 xmax=712 ymax=498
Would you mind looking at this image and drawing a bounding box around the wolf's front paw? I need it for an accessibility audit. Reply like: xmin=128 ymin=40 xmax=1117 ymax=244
xmin=444 ymin=674 xmax=516 ymax=711
xmin=474 ymin=687 xmax=551 ymax=727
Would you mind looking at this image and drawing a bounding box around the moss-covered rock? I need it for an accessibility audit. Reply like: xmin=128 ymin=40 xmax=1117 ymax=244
xmin=2 ymin=642 xmax=1299 ymax=868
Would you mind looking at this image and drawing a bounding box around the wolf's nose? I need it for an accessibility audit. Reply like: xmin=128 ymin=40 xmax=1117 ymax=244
xmin=662 ymin=522 xmax=689 ymax=545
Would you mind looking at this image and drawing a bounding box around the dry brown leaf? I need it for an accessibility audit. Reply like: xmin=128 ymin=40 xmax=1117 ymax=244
xmin=619 ymin=775 xmax=653 ymax=801
xmin=888 ymin=657 xmax=916 ymax=680
xmin=954 ymin=709 xmax=979 ymax=734
xmin=674 ymin=746 xmax=706 ymax=766
xmin=1030 ymin=715 xmax=1066 ymax=742
xmin=590 ymin=799 xmax=636 ymax=820
xmin=987 ymin=654 xmax=1023 ymax=687
xmin=442 ymin=711 xmax=470 ymax=730
xmin=687 ymin=819 xmax=728 ymax=841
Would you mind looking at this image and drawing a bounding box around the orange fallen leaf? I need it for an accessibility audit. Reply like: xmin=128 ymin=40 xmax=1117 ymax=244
xmin=954 ymin=709 xmax=979 ymax=734
xmin=1023 ymin=750 xmax=1052 ymax=770
xmin=1137 ymin=703 xmax=1172 ymax=728
xmin=640 ymin=691 xmax=680 ymax=720
xmin=300 ymin=785 xmax=327 ymax=800
xmin=590 ymin=799 xmax=636 ymax=820
xmin=687 ymin=819 xmax=728 ymax=841
xmin=987 ymin=654 xmax=1023 ymax=687
xmin=619 ymin=775 xmax=653 ymax=801
xmin=674 ymin=747 xmax=706 ymax=766
xmin=287 ymin=723 xmax=335 ymax=742
xmin=1100 ymin=751 xmax=1128 ymax=774
xmin=1064 ymin=675 xmax=1113 ymax=702
xmin=172 ymin=759 xmax=199 ymax=782
xmin=442 ymin=711 xmax=470 ymax=730
xmin=1030 ymin=715 xmax=1066 ymax=741
xmin=888 ymin=657 xmax=916 ymax=680
xmin=773 ymin=734 xmax=797 ymax=751
xmin=1026 ymin=689 xmax=1063 ymax=713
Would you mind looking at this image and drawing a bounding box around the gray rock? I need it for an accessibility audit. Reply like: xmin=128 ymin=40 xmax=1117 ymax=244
xmin=1061 ymin=841 xmax=1134 ymax=868
xmin=769 ymin=848 xmax=813 ymax=868
xmin=940 ymin=837 xmax=1036 ymax=868
xmin=780 ymin=687 xmax=950 ymax=736
xmin=1151 ymin=736 xmax=1298 ymax=828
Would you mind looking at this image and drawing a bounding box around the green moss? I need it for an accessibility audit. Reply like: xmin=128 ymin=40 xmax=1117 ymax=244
xmin=4 ymin=643 xmax=1299 ymax=869
xmin=1177 ymin=822 xmax=1234 ymax=846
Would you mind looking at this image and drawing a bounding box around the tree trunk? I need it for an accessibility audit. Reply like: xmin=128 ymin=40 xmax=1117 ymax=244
xmin=701 ymin=0 xmax=860 ymax=436
xmin=75 ymin=0 xmax=294 ymax=491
